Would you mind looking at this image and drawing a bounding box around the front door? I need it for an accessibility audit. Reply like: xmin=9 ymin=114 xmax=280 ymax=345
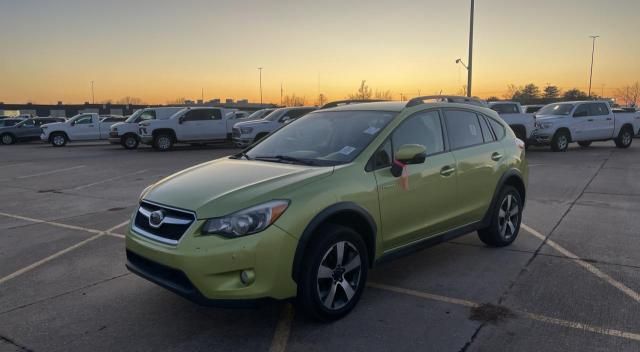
xmin=374 ymin=110 xmax=459 ymax=250
xmin=71 ymin=115 xmax=98 ymax=140
xmin=179 ymin=109 xmax=225 ymax=141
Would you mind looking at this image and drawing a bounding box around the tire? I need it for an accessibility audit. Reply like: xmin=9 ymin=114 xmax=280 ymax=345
xmin=614 ymin=127 xmax=633 ymax=149
xmin=1 ymin=133 xmax=15 ymax=145
xmin=578 ymin=141 xmax=592 ymax=148
xmin=50 ymin=133 xmax=67 ymax=147
xmin=297 ymin=224 xmax=369 ymax=321
xmin=121 ymin=134 xmax=139 ymax=150
xmin=551 ymin=130 xmax=570 ymax=152
xmin=153 ymin=134 xmax=173 ymax=151
xmin=477 ymin=185 xmax=523 ymax=247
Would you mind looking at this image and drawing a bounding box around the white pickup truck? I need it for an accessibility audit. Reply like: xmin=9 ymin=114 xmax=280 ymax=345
xmin=531 ymin=101 xmax=640 ymax=151
xmin=108 ymin=107 xmax=183 ymax=149
xmin=488 ymin=101 xmax=536 ymax=145
xmin=138 ymin=107 xmax=238 ymax=151
xmin=41 ymin=113 xmax=125 ymax=147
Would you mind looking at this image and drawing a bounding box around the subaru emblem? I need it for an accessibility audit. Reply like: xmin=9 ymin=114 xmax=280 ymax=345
xmin=149 ymin=210 xmax=165 ymax=228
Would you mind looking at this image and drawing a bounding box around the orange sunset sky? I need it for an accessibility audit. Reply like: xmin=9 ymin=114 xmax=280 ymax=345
xmin=1 ymin=0 xmax=639 ymax=105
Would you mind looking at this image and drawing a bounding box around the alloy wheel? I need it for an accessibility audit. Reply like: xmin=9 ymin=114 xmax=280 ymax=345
xmin=53 ymin=135 xmax=65 ymax=146
xmin=157 ymin=136 xmax=171 ymax=150
xmin=622 ymin=131 xmax=632 ymax=146
xmin=498 ymin=194 xmax=519 ymax=240
xmin=125 ymin=136 xmax=137 ymax=148
xmin=1 ymin=135 xmax=12 ymax=144
xmin=557 ymin=135 xmax=568 ymax=150
xmin=316 ymin=241 xmax=362 ymax=310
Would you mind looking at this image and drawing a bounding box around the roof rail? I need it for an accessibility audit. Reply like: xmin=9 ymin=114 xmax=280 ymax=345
xmin=320 ymin=99 xmax=388 ymax=109
xmin=405 ymin=95 xmax=487 ymax=108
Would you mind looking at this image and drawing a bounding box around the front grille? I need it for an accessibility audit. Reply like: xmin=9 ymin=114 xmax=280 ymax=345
xmin=132 ymin=201 xmax=196 ymax=245
xmin=232 ymin=128 xmax=241 ymax=138
xmin=126 ymin=250 xmax=197 ymax=295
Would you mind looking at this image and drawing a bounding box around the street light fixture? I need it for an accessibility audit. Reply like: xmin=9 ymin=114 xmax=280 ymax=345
xmin=257 ymin=67 xmax=263 ymax=104
xmin=455 ymin=58 xmax=468 ymax=70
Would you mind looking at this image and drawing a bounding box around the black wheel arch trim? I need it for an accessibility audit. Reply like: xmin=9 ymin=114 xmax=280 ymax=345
xmin=482 ymin=168 xmax=526 ymax=226
xmin=291 ymin=202 xmax=377 ymax=283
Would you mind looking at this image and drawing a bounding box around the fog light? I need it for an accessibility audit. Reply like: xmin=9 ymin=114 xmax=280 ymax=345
xmin=240 ymin=270 xmax=255 ymax=285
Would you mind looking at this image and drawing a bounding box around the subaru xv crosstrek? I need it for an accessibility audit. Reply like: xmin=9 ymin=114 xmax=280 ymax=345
xmin=126 ymin=98 xmax=528 ymax=321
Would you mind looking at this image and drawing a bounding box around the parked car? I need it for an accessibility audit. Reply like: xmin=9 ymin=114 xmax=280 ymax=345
xmin=232 ymin=107 xmax=317 ymax=147
xmin=532 ymin=101 xmax=640 ymax=151
xmin=138 ymin=107 xmax=237 ymax=151
xmin=126 ymin=99 xmax=528 ymax=321
xmin=109 ymin=107 xmax=183 ymax=149
xmin=488 ymin=101 xmax=535 ymax=144
xmin=522 ymin=105 xmax=544 ymax=114
xmin=0 ymin=118 xmax=26 ymax=128
xmin=40 ymin=113 xmax=124 ymax=147
xmin=0 ymin=117 xmax=65 ymax=145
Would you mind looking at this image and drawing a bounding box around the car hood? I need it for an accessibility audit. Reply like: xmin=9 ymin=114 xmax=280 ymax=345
xmin=41 ymin=122 xmax=66 ymax=128
xmin=142 ymin=158 xmax=334 ymax=218
xmin=111 ymin=122 xmax=127 ymax=129
xmin=234 ymin=119 xmax=273 ymax=128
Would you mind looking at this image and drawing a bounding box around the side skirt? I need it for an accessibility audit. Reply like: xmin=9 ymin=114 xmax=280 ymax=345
xmin=375 ymin=221 xmax=485 ymax=265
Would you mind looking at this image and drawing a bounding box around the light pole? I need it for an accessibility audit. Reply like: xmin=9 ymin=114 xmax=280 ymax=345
xmin=257 ymin=67 xmax=263 ymax=104
xmin=90 ymin=81 xmax=95 ymax=104
xmin=467 ymin=0 xmax=474 ymax=97
xmin=455 ymin=59 xmax=469 ymax=95
xmin=588 ymin=35 xmax=599 ymax=98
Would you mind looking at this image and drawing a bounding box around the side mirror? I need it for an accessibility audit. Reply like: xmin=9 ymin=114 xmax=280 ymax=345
xmin=391 ymin=144 xmax=427 ymax=177
xmin=70 ymin=121 xmax=75 ymax=126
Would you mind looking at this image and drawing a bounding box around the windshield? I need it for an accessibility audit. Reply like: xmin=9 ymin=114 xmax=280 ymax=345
xmin=538 ymin=103 xmax=574 ymax=116
xmin=264 ymin=109 xmax=285 ymax=121
xmin=245 ymin=110 xmax=396 ymax=166
xmin=125 ymin=110 xmax=143 ymax=123
xmin=247 ymin=109 xmax=271 ymax=120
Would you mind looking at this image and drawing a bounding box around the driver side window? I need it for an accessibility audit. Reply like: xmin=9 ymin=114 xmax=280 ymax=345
xmin=573 ymin=105 xmax=589 ymax=118
xmin=75 ymin=115 xmax=93 ymax=124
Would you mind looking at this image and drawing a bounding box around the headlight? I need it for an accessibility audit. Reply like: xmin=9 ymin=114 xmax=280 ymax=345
xmin=240 ymin=127 xmax=253 ymax=134
xmin=536 ymin=121 xmax=553 ymax=129
xmin=111 ymin=127 xmax=118 ymax=132
xmin=202 ymin=200 xmax=289 ymax=238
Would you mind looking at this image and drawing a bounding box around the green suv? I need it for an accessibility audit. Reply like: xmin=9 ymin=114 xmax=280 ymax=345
xmin=126 ymin=97 xmax=528 ymax=321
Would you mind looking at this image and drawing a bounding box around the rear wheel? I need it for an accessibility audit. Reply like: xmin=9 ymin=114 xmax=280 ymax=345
xmin=297 ymin=224 xmax=368 ymax=321
xmin=1 ymin=133 xmax=15 ymax=145
xmin=153 ymin=134 xmax=173 ymax=151
xmin=478 ymin=185 xmax=522 ymax=247
xmin=121 ymin=134 xmax=139 ymax=149
xmin=615 ymin=127 xmax=633 ymax=149
xmin=578 ymin=141 xmax=592 ymax=147
xmin=551 ymin=130 xmax=569 ymax=152
xmin=50 ymin=133 xmax=67 ymax=147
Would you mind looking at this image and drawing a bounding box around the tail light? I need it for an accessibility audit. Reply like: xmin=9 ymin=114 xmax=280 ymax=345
xmin=515 ymin=138 xmax=525 ymax=150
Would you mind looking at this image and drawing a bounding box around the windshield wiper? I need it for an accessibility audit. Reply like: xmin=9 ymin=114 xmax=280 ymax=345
xmin=252 ymin=155 xmax=317 ymax=166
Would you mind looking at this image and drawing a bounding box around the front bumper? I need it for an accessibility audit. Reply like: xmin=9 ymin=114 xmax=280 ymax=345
xmin=108 ymin=136 xmax=120 ymax=144
xmin=232 ymin=137 xmax=252 ymax=147
xmin=530 ymin=129 xmax=553 ymax=145
xmin=125 ymin=220 xmax=299 ymax=304
xmin=40 ymin=133 xmax=48 ymax=141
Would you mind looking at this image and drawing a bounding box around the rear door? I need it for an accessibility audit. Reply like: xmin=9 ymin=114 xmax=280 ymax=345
xmin=588 ymin=103 xmax=614 ymax=140
xmin=444 ymin=109 xmax=505 ymax=224
xmin=374 ymin=109 xmax=459 ymax=249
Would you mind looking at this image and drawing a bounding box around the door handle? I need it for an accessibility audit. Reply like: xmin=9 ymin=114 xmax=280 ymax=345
xmin=606 ymin=117 xmax=612 ymax=120
xmin=440 ymin=165 xmax=456 ymax=177
xmin=587 ymin=119 xmax=594 ymax=122
xmin=491 ymin=152 xmax=503 ymax=161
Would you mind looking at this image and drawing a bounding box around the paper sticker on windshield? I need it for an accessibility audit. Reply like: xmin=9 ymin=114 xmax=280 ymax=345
xmin=338 ymin=146 xmax=356 ymax=155
xmin=363 ymin=126 xmax=380 ymax=135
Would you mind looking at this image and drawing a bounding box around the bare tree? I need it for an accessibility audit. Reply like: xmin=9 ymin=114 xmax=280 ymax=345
xmin=374 ymin=90 xmax=393 ymax=100
xmin=316 ymin=93 xmax=328 ymax=107
xmin=167 ymin=97 xmax=186 ymax=105
xmin=283 ymin=94 xmax=306 ymax=107
xmin=615 ymin=82 xmax=640 ymax=107
xmin=348 ymin=80 xmax=372 ymax=100
xmin=503 ymin=84 xmax=519 ymax=100
xmin=116 ymin=96 xmax=145 ymax=105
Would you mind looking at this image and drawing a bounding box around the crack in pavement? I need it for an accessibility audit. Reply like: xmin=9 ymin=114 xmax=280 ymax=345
xmin=457 ymin=150 xmax=614 ymax=351
xmin=0 ymin=335 xmax=34 ymax=352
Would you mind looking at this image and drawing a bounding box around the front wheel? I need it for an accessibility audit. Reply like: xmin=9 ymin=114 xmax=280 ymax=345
xmin=50 ymin=133 xmax=67 ymax=147
xmin=615 ymin=127 xmax=633 ymax=149
xmin=1 ymin=133 xmax=15 ymax=145
xmin=153 ymin=134 xmax=173 ymax=151
xmin=121 ymin=134 xmax=139 ymax=149
xmin=551 ymin=130 xmax=569 ymax=152
xmin=297 ymin=224 xmax=368 ymax=321
xmin=478 ymin=185 xmax=523 ymax=247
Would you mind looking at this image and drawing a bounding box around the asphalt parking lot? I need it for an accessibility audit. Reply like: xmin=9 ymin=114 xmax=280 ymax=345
xmin=0 ymin=141 xmax=639 ymax=352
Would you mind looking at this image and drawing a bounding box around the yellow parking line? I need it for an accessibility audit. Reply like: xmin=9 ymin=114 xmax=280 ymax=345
xmin=67 ymin=170 xmax=148 ymax=191
xmin=521 ymin=224 xmax=640 ymax=303
xmin=269 ymin=303 xmax=295 ymax=352
xmin=369 ymin=282 xmax=640 ymax=342
xmin=16 ymin=165 xmax=86 ymax=179
xmin=0 ymin=211 xmax=103 ymax=234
